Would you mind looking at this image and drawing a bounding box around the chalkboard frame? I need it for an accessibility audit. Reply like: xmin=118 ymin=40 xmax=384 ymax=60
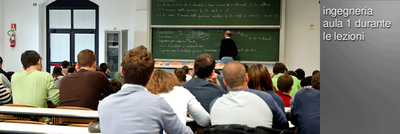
xmin=148 ymin=0 xmax=286 ymax=63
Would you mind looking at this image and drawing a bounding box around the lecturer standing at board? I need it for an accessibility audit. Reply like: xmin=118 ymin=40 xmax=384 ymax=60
xmin=219 ymin=30 xmax=238 ymax=64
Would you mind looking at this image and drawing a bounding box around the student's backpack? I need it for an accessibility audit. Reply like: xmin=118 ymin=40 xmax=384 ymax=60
xmin=256 ymin=126 xmax=298 ymax=134
xmin=195 ymin=124 xmax=270 ymax=134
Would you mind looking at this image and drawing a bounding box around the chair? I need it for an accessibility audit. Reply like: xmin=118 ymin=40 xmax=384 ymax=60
xmin=55 ymin=106 xmax=93 ymax=110
xmin=215 ymin=63 xmax=225 ymax=67
xmin=3 ymin=104 xmax=39 ymax=108
xmin=154 ymin=61 xmax=164 ymax=66
xmin=68 ymin=124 xmax=89 ymax=127
xmin=47 ymin=100 xmax=57 ymax=108
xmin=4 ymin=120 xmax=47 ymax=125
xmin=169 ymin=62 xmax=183 ymax=66
xmin=187 ymin=62 xmax=194 ymax=67
xmin=0 ymin=104 xmax=44 ymax=122
xmin=52 ymin=106 xmax=97 ymax=125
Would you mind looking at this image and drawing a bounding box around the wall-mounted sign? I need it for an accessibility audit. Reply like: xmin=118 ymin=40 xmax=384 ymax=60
xmin=11 ymin=23 xmax=16 ymax=31
xmin=309 ymin=23 xmax=315 ymax=30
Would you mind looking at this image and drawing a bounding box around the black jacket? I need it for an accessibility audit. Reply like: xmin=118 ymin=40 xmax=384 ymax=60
xmin=219 ymin=38 xmax=238 ymax=60
xmin=0 ymin=68 xmax=11 ymax=81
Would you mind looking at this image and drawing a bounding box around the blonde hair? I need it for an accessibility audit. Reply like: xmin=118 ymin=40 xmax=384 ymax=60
xmin=146 ymin=69 xmax=181 ymax=94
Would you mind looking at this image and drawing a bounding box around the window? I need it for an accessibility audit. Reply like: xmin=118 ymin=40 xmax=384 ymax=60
xmin=46 ymin=0 xmax=99 ymax=72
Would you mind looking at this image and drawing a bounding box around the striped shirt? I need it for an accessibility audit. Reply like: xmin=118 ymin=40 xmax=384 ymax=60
xmin=0 ymin=81 xmax=12 ymax=105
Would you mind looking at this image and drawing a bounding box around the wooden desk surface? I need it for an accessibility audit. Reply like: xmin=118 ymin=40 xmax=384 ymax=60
xmin=0 ymin=122 xmax=99 ymax=134
xmin=0 ymin=106 xmax=99 ymax=119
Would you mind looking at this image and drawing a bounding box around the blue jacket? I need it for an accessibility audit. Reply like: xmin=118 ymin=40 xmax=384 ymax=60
xmin=182 ymin=78 xmax=226 ymax=112
xmin=290 ymin=88 xmax=320 ymax=134
xmin=98 ymin=84 xmax=193 ymax=134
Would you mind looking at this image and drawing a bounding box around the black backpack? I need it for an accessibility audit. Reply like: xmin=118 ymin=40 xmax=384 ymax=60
xmin=255 ymin=126 xmax=298 ymax=134
xmin=195 ymin=124 xmax=270 ymax=134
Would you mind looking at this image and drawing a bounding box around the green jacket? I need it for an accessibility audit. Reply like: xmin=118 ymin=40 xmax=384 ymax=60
xmin=272 ymin=73 xmax=302 ymax=97
xmin=11 ymin=70 xmax=59 ymax=108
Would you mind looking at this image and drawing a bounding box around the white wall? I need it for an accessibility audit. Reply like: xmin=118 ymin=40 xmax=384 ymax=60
xmin=94 ymin=0 xmax=136 ymax=64
xmin=0 ymin=0 xmax=4 ymax=57
xmin=38 ymin=1 xmax=51 ymax=72
xmin=134 ymin=0 xmax=148 ymax=49
xmin=2 ymin=0 xmax=46 ymax=72
xmin=285 ymin=0 xmax=320 ymax=76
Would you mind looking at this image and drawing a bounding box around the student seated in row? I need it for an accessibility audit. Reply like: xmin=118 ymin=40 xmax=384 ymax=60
xmin=247 ymin=64 xmax=285 ymax=113
xmin=11 ymin=50 xmax=59 ymax=108
xmin=67 ymin=65 xmax=77 ymax=75
xmin=290 ymin=73 xmax=320 ymax=134
xmin=59 ymin=49 xmax=115 ymax=110
xmin=276 ymin=74 xmax=293 ymax=107
xmin=99 ymin=63 xmax=111 ymax=78
xmin=272 ymin=62 xmax=302 ymax=97
xmin=0 ymin=78 xmax=12 ymax=105
xmin=182 ymin=65 xmax=192 ymax=81
xmin=98 ymin=46 xmax=193 ymax=134
xmin=174 ymin=68 xmax=187 ymax=83
xmin=209 ymin=62 xmax=288 ymax=129
xmin=181 ymin=54 xmax=226 ymax=113
xmin=295 ymin=68 xmax=305 ymax=81
xmin=61 ymin=60 xmax=69 ymax=75
xmin=52 ymin=66 xmax=65 ymax=88
xmin=0 ymin=56 xmax=11 ymax=81
xmin=147 ymin=69 xmax=210 ymax=127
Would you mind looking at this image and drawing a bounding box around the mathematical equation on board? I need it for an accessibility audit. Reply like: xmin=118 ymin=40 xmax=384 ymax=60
xmin=154 ymin=2 xmax=279 ymax=19
xmin=158 ymin=47 xmax=257 ymax=54
xmin=155 ymin=29 xmax=273 ymax=54
xmin=156 ymin=29 xmax=273 ymax=42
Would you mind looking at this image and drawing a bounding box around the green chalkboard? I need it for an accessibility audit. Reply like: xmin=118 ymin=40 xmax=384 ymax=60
xmin=152 ymin=28 xmax=279 ymax=61
xmin=151 ymin=0 xmax=280 ymax=25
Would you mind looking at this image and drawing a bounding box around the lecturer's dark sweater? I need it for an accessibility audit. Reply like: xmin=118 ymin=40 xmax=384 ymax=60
xmin=219 ymin=38 xmax=238 ymax=60
xmin=59 ymin=69 xmax=115 ymax=110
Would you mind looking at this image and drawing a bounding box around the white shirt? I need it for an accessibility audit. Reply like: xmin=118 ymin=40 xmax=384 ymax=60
xmin=158 ymin=86 xmax=210 ymax=127
xmin=210 ymin=91 xmax=273 ymax=128
xmin=185 ymin=74 xmax=192 ymax=81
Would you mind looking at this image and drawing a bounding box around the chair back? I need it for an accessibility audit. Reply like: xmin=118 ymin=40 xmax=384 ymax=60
xmin=56 ymin=106 xmax=93 ymax=111
xmin=169 ymin=62 xmax=183 ymax=66
xmin=4 ymin=120 xmax=47 ymax=125
xmin=52 ymin=106 xmax=97 ymax=125
xmin=187 ymin=62 xmax=194 ymax=67
xmin=3 ymin=104 xmax=39 ymax=108
xmin=215 ymin=63 xmax=225 ymax=67
xmin=68 ymin=124 xmax=89 ymax=127
xmin=154 ymin=61 xmax=164 ymax=66
xmin=0 ymin=104 xmax=44 ymax=122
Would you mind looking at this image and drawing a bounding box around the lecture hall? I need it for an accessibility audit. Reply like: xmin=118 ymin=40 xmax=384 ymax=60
xmin=0 ymin=0 xmax=320 ymax=133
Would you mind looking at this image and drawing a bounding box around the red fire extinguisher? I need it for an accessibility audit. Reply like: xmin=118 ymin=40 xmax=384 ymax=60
xmin=8 ymin=30 xmax=16 ymax=47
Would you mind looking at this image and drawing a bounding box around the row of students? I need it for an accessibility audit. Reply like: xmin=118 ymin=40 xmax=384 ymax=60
xmin=1 ymin=50 xmax=116 ymax=111
xmin=0 ymin=46 xmax=319 ymax=133
xmin=166 ymin=54 xmax=320 ymax=133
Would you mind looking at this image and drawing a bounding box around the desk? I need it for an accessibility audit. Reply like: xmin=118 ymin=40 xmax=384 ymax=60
xmin=285 ymin=107 xmax=291 ymax=114
xmin=0 ymin=122 xmax=99 ymax=134
xmin=0 ymin=106 xmax=99 ymax=119
xmin=284 ymin=107 xmax=295 ymax=127
xmin=186 ymin=117 xmax=194 ymax=122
